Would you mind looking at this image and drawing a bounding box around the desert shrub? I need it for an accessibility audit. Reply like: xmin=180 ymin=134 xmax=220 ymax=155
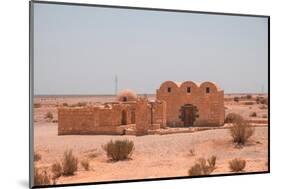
xmin=188 ymin=163 xmax=202 ymax=176
xmin=262 ymin=114 xmax=268 ymax=118
xmin=71 ymin=102 xmax=87 ymax=107
xmin=250 ymin=112 xmax=257 ymax=117
xmin=62 ymin=150 xmax=78 ymax=176
xmin=189 ymin=149 xmax=195 ymax=156
xmin=207 ymin=155 xmax=217 ymax=168
xmin=62 ymin=102 xmax=68 ymax=107
xmin=102 ymin=139 xmax=134 ymax=161
xmin=225 ymin=113 xmax=243 ymax=123
xmin=34 ymin=152 xmax=42 ymax=162
xmin=260 ymin=97 xmax=268 ymax=105
xmin=246 ymin=95 xmax=252 ymax=99
xmin=259 ymin=105 xmax=268 ymax=109
xmin=233 ymin=97 xmax=239 ymax=102
xmin=34 ymin=167 xmax=51 ymax=186
xmin=229 ymin=117 xmax=255 ymax=145
xmin=34 ymin=103 xmax=41 ymax=108
xmin=81 ymin=159 xmax=90 ymax=171
xmin=45 ymin=112 xmax=53 ymax=120
xmin=256 ymin=97 xmax=268 ymax=105
xmin=188 ymin=156 xmax=216 ymax=176
xmin=244 ymin=102 xmax=254 ymax=105
xmin=229 ymin=158 xmax=246 ymax=172
xmin=51 ymin=162 xmax=62 ymax=184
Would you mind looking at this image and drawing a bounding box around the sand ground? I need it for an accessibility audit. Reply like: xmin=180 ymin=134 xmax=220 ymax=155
xmin=33 ymin=94 xmax=268 ymax=184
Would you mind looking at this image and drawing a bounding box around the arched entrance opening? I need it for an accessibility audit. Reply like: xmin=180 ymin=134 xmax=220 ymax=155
xmin=180 ymin=104 xmax=198 ymax=127
xmin=131 ymin=111 xmax=135 ymax=124
xmin=121 ymin=110 xmax=127 ymax=125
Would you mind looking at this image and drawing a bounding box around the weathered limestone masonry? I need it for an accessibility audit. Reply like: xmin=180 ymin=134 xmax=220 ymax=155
xmin=58 ymin=80 xmax=224 ymax=135
xmin=58 ymin=104 xmax=131 ymax=135
xmin=58 ymin=91 xmax=166 ymax=135
xmin=156 ymin=81 xmax=224 ymax=127
xmin=135 ymin=98 xmax=150 ymax=136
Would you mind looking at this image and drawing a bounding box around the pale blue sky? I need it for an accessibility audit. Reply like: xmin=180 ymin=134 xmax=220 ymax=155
xmin=33 ymin=3 xmax=268 ymax=95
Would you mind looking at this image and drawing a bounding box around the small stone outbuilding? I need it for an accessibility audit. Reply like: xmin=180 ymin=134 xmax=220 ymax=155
xmin=58 ymin=81 xmax=224 ymax=135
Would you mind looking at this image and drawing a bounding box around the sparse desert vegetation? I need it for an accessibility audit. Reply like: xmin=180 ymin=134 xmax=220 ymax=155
xmin=250 ymin=112 xmax=257 ymax=117
xmin=244 ymin=101 xmax=254 ymax=105
xmin=229 ymin=158 xmax=246 ymax=172
xmin=229 ymin=116 xmax=255 ymax=145
xmin=34 ymin=152 xmax=42 ymax=162
xmin=51 ymin=162 xmax=62 ymax=184
xmin=188 ymin=156 xmax=217 ymax=176
xmin=225 ymin=113 xmax=243 ymax=123
xmin=81 ymin=159 xmax=90 ymax=171
xmin=189 ymin=149 xmax=195 ymax=156
xmin=34 ymin=167 xmax=51 ymax=186
xmin=45 ymin=112 xmax=53 ymax=120
xmin=62 ymin=102 xmax=68 ymax=107
xmin=33 ymin=95 xmax=268 ymax=184
xmin=62 ymin=150 xmax=78 ymax=176
xmin=233 ymin=97 xmax=239 ymax=102
xmin=102 ymin=139 xmax=134 ymax=161
xmin=34 ymin=103 xmax=42 ymax=108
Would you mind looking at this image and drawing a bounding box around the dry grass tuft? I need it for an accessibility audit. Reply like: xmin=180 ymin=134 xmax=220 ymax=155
xmin=81 ymin=159 xmax=90 ymax=171
xmin=249 ymin=112 xmax=257 ymax=117
xmin=34 ymin=152 xmax=42 ymax=162
xmin=188 ymin=156 xmax=217 ymax=176
xmin=229 ymin=158 xmax=246 ymax=172
xmin=102 ymin=139 xmax=134 ymax=161
xmin=259 ymin=105 xmax=268 ymax=110
xmin=262 ymin=114 xmax=268 ymax=118
xmin=244 ymin=101 xmax=254 ymax=105
xmin=62 ymin=102 xmax=68 ymax=107
xmin=256 ymin=97 xmax=268 ymax=105
xmin=45 ymin=112 xmax=53 ymax=120
xmin=51 ymin=162 xmax=62 ymax=184
xmin=34 ymin=167 xmax=51 ymax=186
xmin=229 ymin=116 xmax=255 ymax=145
xmin=189 ymin=149 xmax=195 ymax=156
xmin=246 ymin=95 xmax=252 ymax=99
xmin=233 ymin=97 xmax=239 ymax=102
xmin=70 ymin=102 xmax=87 ymax=107
xmin=62 ymin=150 xmax=78 ymax=176
xmin=225 ymin=113 xmax=243 ymax=123
xmin=207 ymin=155 xmax=217 ymax=168
xmin=34 ymin=103 xmax=42 ymax=108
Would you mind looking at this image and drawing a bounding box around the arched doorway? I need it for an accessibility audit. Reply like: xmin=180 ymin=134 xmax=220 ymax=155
xmin=121 ymin=110 xmax=127 ymax=125
xmin=131 ymin=111 xmax=135 ymax=124
xmin=180 ymin=104 xmax=198 ymax=127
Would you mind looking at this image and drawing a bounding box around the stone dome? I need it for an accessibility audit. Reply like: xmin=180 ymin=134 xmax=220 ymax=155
xmin=117 ymin=89 xmax=137 ymax=102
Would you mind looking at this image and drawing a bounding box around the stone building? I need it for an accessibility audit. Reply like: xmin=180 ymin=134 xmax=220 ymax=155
xmin=156 ymin=81 xmax=224 ymax=127
xmin=58 ymin=81 xmax=224 ymax=135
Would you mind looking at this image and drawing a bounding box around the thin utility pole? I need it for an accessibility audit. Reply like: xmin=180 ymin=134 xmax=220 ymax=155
xmin=115 ymin=75 xmax=118 ymax=95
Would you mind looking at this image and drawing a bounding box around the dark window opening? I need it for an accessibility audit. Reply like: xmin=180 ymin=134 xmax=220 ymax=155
xmin=123 ymin=97 xmax=127 ymax=101
xmin=187 ymin=87 xmax=191 ymax=93
xmin=131 ymin=111 xmax=135 ymax=124
xmin=121 ymin=110 xmax=127 ymax=125
xmin=167 ymin=87 xmax=171 ymax=93
xmin=206 ymin=87 xmax=210 ymax=93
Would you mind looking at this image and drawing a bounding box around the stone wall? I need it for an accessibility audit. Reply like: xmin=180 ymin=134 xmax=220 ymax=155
xmin=156 ymin=81 xmax=224 ymax=126
xmin=135 ymin=98 xmax=150 ymax=136
xmin=58 ymin=103 xmax=136 ymax=135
